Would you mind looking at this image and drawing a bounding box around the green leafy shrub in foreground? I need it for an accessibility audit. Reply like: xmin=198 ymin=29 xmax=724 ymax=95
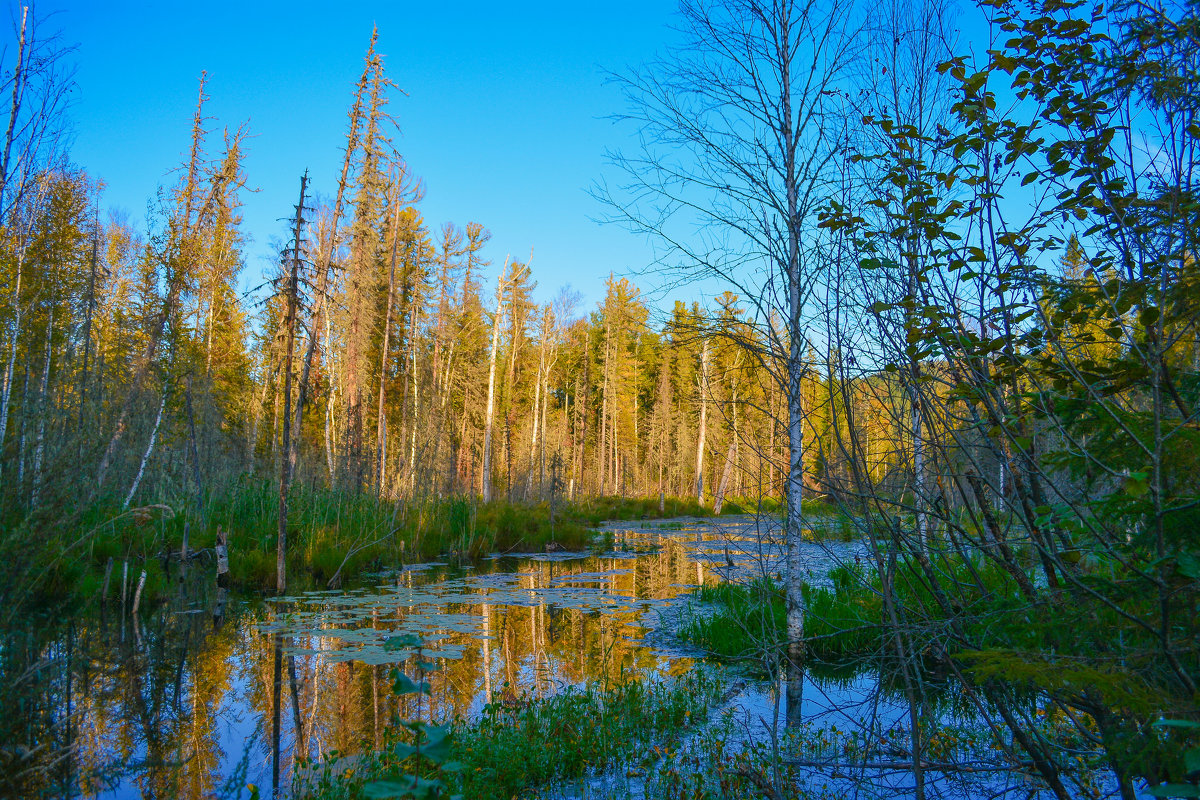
xmin=298 ymin=668 xmax=724 ymax=800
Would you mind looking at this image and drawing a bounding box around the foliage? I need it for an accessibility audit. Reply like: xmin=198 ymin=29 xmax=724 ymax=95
xmin=363 ymin=634 xmax=461 ymax=799
xmin=297 ymin=669 xmax=723 ymax=800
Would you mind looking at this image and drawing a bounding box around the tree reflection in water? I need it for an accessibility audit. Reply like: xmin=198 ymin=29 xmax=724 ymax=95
xmin=1 ymin=517 xmax=863 ymax=800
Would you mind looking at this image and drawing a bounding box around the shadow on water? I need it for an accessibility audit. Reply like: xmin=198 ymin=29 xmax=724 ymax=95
xmin=1 ymin=515 xmax=881 ymax=800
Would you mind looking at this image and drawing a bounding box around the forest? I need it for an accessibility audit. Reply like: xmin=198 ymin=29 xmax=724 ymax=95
xmin=1 ymin=0 xmax=1198 ymax=798
xmin=0 ymin=26 xmax=828 ymax=606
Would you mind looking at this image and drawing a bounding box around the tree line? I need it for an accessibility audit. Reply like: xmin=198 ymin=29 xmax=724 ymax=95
xmin=0 ymin=22 xmax=904 ymax=577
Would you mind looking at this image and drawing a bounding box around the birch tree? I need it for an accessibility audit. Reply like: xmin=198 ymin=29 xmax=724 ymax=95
xmin=480 ymin=262 xmax=508 ymax=503
xmin=605 ymin=0 xmax=861 ymax=695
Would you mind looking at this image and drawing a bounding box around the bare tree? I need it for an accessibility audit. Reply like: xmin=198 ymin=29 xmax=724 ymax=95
xmin=604 ymin=0 xmax=862 ymax=706
xmin=276 ymin=172 xmax=310 ymax=594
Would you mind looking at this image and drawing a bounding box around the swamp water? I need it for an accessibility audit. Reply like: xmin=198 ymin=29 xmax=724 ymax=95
xmin=4 ymin=516 xmax=963 ymax=800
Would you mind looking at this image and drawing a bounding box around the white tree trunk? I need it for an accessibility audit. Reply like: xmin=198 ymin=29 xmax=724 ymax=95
xmin=694 ymin=338 xmax=709 ymax=505
xmin=124 ymin=388 xmax=168 ymax=510
xmin=481 ymin=265 xmax=507 ymax=502
xmin=785 ymin=338 xmax=806 ymax=726
xmin=0 ymin=247 xmax=22 ymax=479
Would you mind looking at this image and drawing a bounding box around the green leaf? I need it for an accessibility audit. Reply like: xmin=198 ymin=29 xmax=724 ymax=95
xmin=366 ymin=776 xmax=450 ymax=800
xmin=383 ymin=634 xmax=422 ymax=651
xmin=365 ymin=777 xmax=417 ymax=798
xmin=1177 ymin=555 xmax=1200 ymax=580
xmin=1123 ymin=472 xmax=1149 ymax=497
xmin=391 ymin=671 xmax=432 ymax=696
xmin=1154 ymin=720 xmax=1200 ymax=730
xmin=390 ymin=742 xmax=417 ymax=759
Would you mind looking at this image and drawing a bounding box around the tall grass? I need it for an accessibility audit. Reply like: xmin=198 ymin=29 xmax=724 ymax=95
xmin=6 ymin=480 xmax=785 ymax=614
xmin=681 ymin=556 xmax=1028 ymax=667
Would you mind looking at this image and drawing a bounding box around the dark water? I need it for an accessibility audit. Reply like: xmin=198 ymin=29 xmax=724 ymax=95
xmin=0 ymin=516 xmax=869 ymax=800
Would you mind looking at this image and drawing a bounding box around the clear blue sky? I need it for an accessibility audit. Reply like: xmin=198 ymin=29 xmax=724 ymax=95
xmin=47 ymin=0 xmax=691 ymax=310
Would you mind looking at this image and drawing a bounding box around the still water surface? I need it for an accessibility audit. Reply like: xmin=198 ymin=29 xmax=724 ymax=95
xmin=11 ymin=516 xmax=866 ymax=800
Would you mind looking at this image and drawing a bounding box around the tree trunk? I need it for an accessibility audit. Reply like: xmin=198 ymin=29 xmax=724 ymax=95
xmin=526 ymin=317 xmax=547 ymax=499
xmin=0 ymin=6 xmax=29 ymax=222
xmin=713 ymin=391 xmax=737 ymax=516
xmin=481 ymin=266 xmax=506 ymax=502
xmin=278 ymin=173 xmax=308 ymax=595
xmin=99 ymin=78 xmax=208 ymax=489
xmin=599 ymin=325 xmax=611 ymax=494
xmin=78 ymin=228 xmax=99 ymax=459
xmin=294 ymin=34 xmax=374 ymax=466
xmin=375 ymin=196 xmax=402 ymax=494
xmin=407 ymin=294 xmax=419 ymax=497
xmin=0 ymin=228 xmax=27 ymax=480
xmin=694 ymin=338 xmax=709 ymax=505
xmin=185 ymin=375 xmax=203 ymax=512
xmin=124 ymin=386 xmax=168 ymax=511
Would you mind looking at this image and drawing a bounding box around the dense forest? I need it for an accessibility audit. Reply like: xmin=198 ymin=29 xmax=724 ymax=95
xmin=0 ymin=26 xmax=862 ymax=604
xmin=2 ymin=0 xmax=1199 ymax=798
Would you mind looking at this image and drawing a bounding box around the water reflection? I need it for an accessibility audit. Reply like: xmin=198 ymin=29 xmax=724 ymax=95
xmin=1 ymin=516 xmax=864 ymax=800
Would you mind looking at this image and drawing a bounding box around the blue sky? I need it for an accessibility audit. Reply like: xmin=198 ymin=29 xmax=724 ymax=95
xmin=48 ymin=0 xmax=691 ymax=310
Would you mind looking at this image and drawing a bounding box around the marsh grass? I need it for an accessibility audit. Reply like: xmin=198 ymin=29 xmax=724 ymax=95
xmin=175 ymin=482 xmax=604 ymax=588
xmin=7 ymin=481 xmax=781 ymax=614
xmin=680 ymin=556 xmax=1030 ymax=668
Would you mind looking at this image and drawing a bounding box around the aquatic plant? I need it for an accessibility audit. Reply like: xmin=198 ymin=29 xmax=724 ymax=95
xmin=297 ymin=669 xmax=723 ymax=800
xmin=362 ymin=634 xmax=462 ymax=799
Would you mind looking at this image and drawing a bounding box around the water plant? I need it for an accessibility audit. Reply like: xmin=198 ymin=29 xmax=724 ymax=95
xmin=362 ymin=634 xmax=462 ymax=799
xmin=297 ymin=669 xmax=723 ymax=800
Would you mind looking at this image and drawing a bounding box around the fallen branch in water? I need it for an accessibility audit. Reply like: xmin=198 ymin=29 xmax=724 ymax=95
xmin=327 ymin=530 xmax=395 ymax=588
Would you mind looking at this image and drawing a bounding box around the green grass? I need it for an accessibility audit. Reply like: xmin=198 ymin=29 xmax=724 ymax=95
xmin=164 ymin=481 xmax=605 ymax=589
xmin=680 ymin=556 xmax=1030 ymax=668
xmin=296 ymin=670 xmax=725 ymax=800
xmin=680 ymin=579 xmax=788 ymax=666
xmin=567 ymin=493 xmax=785 ymax=523
xmin=3 ymin=481 xmax=799 ymax=616
xmin=570 ymin=494 xmax=711 ymax=522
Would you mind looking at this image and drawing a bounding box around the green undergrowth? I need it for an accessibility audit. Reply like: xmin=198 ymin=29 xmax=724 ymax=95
xmin=680 ymin=556 xmax=1032 ymax=668
xmin=296 ymin=669 xmax=725 ymax=800
xmin=681 ymin=550 xmax=1198 ymax=722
